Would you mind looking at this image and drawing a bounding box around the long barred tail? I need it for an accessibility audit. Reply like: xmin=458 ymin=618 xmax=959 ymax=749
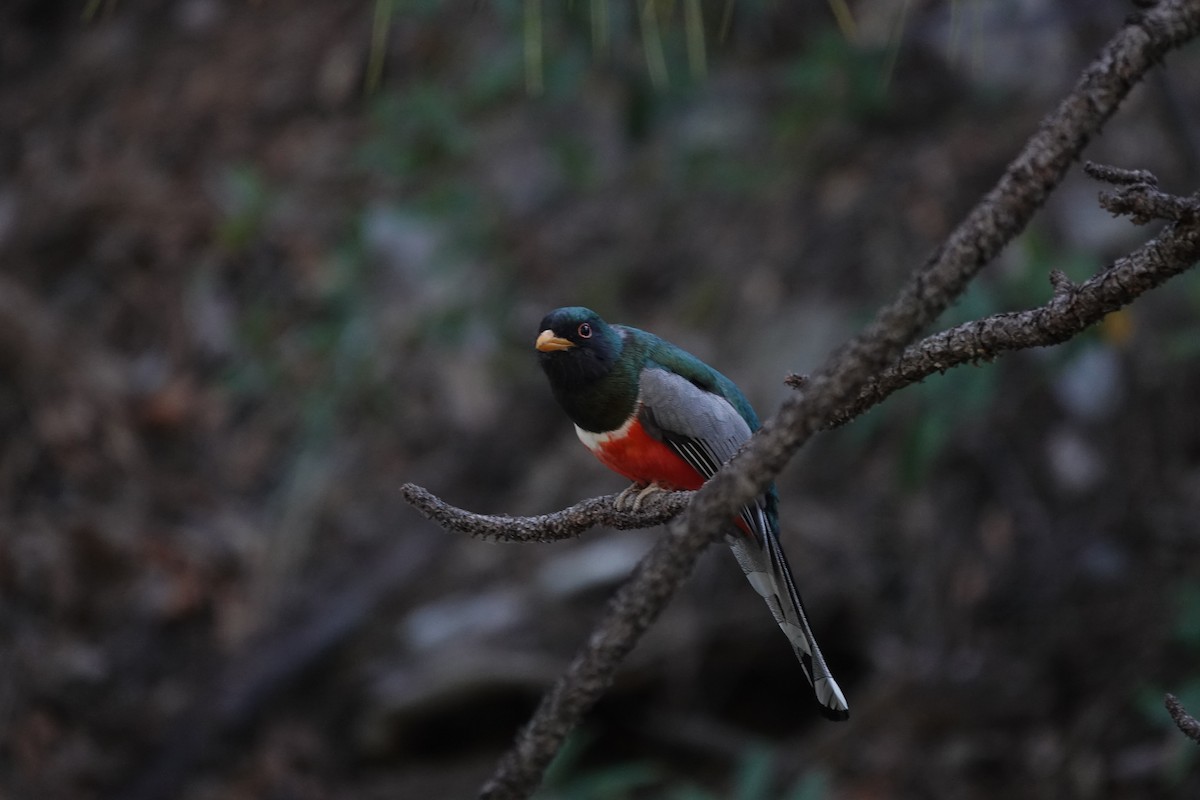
xmin=727 ymin=514 xmax=850 ymax=721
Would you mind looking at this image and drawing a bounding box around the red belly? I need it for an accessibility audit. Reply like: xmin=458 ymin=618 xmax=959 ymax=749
xmin=590 ymin=418 xmax=705 ymax=490
xmin=589 ymin=418 xmax=759 ymax=540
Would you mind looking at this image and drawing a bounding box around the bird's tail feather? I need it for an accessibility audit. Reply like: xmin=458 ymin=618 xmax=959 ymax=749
xmin=727 ymin=511 xmax=850 ymax=721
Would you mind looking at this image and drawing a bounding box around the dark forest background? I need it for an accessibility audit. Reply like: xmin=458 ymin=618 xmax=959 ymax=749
xmin=2 ymin=1 xmax=1200 ymax=798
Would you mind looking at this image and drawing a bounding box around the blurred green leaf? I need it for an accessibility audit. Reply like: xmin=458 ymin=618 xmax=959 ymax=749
xmin=783 ymin=769 xmax=829 ymax=800
xmin=774 ymin=29 xmax=891 ymax=142
xmin=1005 ymin=229 xmax=1101 ymax=310
xmin=215 ymin=164 xmax=272 ymax=251
xmin=536 ymin=727 xmax=661 ymax=799
xmin=666 ymin=787 xmax=717 ymax=800
xmin=895 ymin=361 xmax=998 ymax=489
xmin=729 ymin=747 xmax=773 ymax=799
xmin=541 ymin=729 xmax=600 ymax=789
xmin=361 ymin=84 xmax=473 ymax=179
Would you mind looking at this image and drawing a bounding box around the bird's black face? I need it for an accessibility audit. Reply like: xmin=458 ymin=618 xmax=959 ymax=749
xmin=535 ymin=306 xmax=622 ymax=387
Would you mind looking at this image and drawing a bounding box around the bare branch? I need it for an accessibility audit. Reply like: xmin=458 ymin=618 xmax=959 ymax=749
xmin=1082 ymin=161 xmax=1160 ymax=187
xmin=1088 ymin=163 xmax=1199 ymax=225
xmin=399 ymin=483 xmax=691 ymax=542
xmin=790 ymin=180 xmax=1200 ymax=427
xmin=1166 ymin=693 xmax=1200 ymax=744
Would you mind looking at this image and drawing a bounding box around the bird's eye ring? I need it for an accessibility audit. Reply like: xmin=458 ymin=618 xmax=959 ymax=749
xmin=577 ymin=323 xmax=592 ymax=338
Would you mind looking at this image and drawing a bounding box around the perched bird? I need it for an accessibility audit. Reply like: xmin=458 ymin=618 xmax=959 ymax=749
xmin=535 ymin=306 xmax=849 ymax=721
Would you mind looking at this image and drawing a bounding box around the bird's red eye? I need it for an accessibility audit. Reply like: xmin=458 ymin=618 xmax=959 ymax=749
xmin=577 ymin=323 xmax=592 ymax=338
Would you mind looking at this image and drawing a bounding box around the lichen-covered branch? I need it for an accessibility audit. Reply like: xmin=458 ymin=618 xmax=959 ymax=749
xmin=1166 ymin=693 xmax=1200 ymax=744
xmin=1087 ymin=160 xmax=1199 ymax=224
xmin=399 ymin=483 xmax=691 ymax=542
xmin=796 ymin=172 xmax=1200 ymax=428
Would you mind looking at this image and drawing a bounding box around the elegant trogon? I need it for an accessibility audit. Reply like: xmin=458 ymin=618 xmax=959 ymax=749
xmin=535 ymin=306 xmax=849 ymax=721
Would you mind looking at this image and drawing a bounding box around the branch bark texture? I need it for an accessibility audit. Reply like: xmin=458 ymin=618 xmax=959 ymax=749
xmin=400 ymin=483 xmax=691 ymax=542
xmin=402 ymin=4 xmax=1200 ymax=798
xmin=1166 ymin=693 xmax=1200 ymax=744
xmin=805 ymin=169 xmax=1200 ymax=427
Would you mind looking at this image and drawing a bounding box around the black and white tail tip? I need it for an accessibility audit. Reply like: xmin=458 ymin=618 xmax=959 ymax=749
xmin=729 ymin=525 xmax=850 ymax=722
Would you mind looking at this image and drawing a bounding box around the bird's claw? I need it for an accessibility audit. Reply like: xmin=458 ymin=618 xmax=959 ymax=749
xmin=614 ymin=483 xmax=643 ymax=511
xmin=615 ymin=482 xmax=666 ymax=512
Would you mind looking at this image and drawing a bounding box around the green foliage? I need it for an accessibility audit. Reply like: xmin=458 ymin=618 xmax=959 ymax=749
xmin=536 ymin=733 xmax=828 ymax=800
xmin=218 ymin=203 xmax=388 ymax=439
xmin=1006 ymin=228 xmax=1099 ymax=309
xmin=215 ymin=164 xmax=274 ymax=252
xmin=552 ymin=132 xmax=600 ymax=190
xmin=773 ymin=30 xmax=892 ymax=142
xmin=537 ymin=730 xmax=661 ymax=800
xmin=728 ymin=748 xmax=775 ymax=800
xmin=782 ymin=771 xmax=830 ymax=800
xmin=510 ymin=0 xmax=877 ymax=92
xmin=893 ymin=285 xmax=1001 ymax=490
xmin=353 ymin=79 xmax=520 ymax=345
xmin=361 ymin=84 xmax=474 ymax=179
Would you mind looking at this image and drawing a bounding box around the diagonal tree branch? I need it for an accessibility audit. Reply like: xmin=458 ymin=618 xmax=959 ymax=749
xmin=397 ymin=4 xmax=1200 ymax=799
xmin=801 ymin=171 xmax=1200 ymax=428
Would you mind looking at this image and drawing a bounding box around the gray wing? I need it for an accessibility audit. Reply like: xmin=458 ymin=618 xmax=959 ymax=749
xmin=636 ymin=367 xmax=771 ymax=543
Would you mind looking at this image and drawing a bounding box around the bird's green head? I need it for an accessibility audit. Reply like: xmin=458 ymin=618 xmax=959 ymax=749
xmin=535 ymin=307 xmax=625 ymax=389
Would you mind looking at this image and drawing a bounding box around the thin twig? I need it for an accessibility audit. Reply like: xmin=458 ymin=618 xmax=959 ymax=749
xmin=1165 ymin=693 xmax=1200 ymax=744
xmin=792 ymin=180 xmax=1200 ymax=427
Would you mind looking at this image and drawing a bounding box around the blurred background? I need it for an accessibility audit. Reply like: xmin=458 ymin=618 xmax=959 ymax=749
xmin=2 ymin=1 xmax=1200 ymax=798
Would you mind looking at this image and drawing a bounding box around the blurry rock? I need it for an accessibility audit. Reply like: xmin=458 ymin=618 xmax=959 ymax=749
xmin=402 ymin=589 xmax=526 ymax=652
xmin=535 ymin=534 xmax=655 ymax=597
xmin=440 ymin=347 xmax=500 ymax=432
xmin=174 ymin=0 xmax=223 ymax=35
xmin=316 ymin=39 xmax=361 ymax=110
xmin=924 ymin=0 xmax=1076 ymax=100
xmin=364 ymin=204 xmax=443 ymax=282
xmin=1077 ymin=537 xmax=1128 ymax=583
xmin=1051 ymin=175 xmax=1141 ymax=255
xmin=1111 ymin=741 xmax=1171 ymax=782
xmin=49 ymin=640 xmax=110 ymax=688
xmin=676 ymin=78 xmax=760 ymax=154
xmin=185 ymin=269 xmax=236 ymax=359
xmin=1053 ymin=344 xmax=1123 ymax=422
xmin=1045 ymin=426 xmax=1106 ymax=494
xmin=358 ymin=648 xmax=559 ymax=756
xmin=475 ymin=114 xmax=562 ymax=217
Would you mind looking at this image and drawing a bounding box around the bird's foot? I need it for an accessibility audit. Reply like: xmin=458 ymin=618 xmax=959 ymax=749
xmin=618 ymin=482 xmax=667 ymax=512
xmin=614 ymin=483 xmax=646 ymax=511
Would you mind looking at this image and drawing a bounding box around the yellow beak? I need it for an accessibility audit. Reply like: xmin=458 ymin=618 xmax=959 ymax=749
xmin=536 ymin=329 xmax=575 ymax=352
